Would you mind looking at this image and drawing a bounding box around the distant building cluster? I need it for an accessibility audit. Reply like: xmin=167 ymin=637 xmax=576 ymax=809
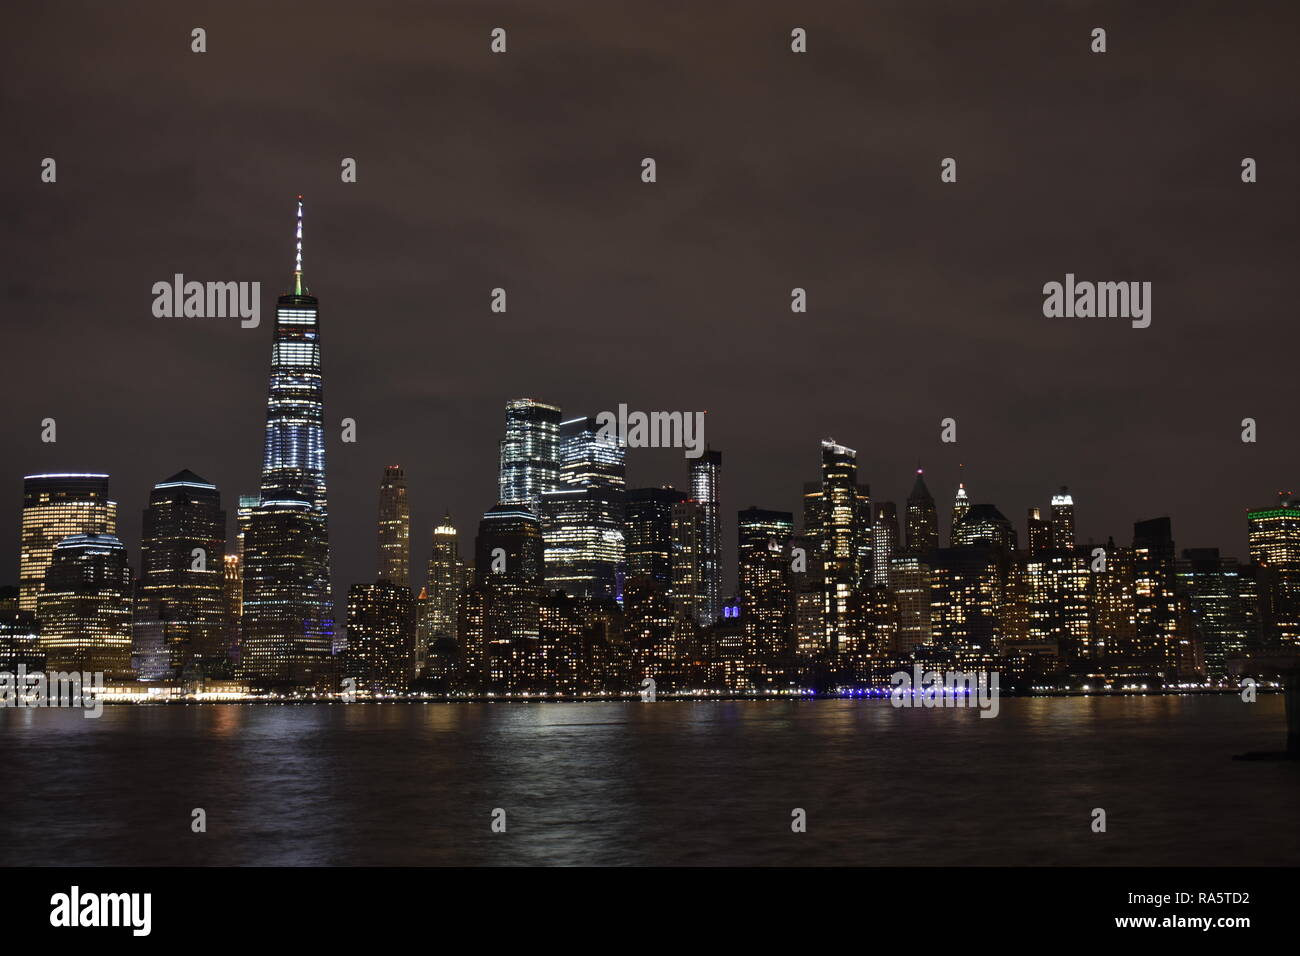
xmin=5 ymin=202 xmax=1298 ymax=696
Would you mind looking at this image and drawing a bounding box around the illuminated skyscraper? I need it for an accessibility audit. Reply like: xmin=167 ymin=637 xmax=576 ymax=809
xmin=1246 ymin=495 xmax=1300 ymax=646
xmin=377 ymin=465 xmax=410 ymax=588
xmin=422 ymin=513 xmax=464 ymax=650
xmin=1132 ymin=516 xmax=1180 ymax=676
xmin=464 ymin=505 xmax=545 ymax=691
xmin=872 ymin=502 xmax=900 ymax=586
xmin=343 ymin=579 xmax=414 ymax=694
xmin=819 ymin=441 xmax=864 ymax=655
xmin=905 ymin=469 xmax=938 ymax=555
xmin=625 ymin=487 xmax=686 ymax=584
xmin=671 ymin=498 xmax=707 ymax=623
xmin=1051 ymin=487 xmax=1076 ymax=550
xmin=131 ymin=471 xmax=229 ymax=681
xmin=499 ymin=399 xmax=562 ymax=515
xmin=37 ymin=532 xmax=132 ymax=677
xmin=19 ymin=473 xmax=117 ymax=613
xmin=540 ymin=417 xmax=626 ymax=602
xmin=1177 ymin=548 xmax=1252 ymax=677
xmin=689 ymin=449 xmax=723 ymax=626
xmin=950 ymin=478 xmax=970 ymax=546
xmin=1027 ymin=506 xmax=1052 ymax=555
xmin=241 ymin=198 xmax=335 ymax=686
xmin=737 ymin=507 xmax=794 ymax=681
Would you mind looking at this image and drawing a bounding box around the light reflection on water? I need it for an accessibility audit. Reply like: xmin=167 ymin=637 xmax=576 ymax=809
xmin=1 ymin=697 xmax=1295 ymax=866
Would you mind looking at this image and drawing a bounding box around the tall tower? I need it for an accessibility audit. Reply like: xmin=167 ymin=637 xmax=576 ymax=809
xmin=132 ymin=470 xmax=229 ymax=681
xmin=499 ymin=398 xmax=562 ymax=515
xmin=737 ymin=507 xmax=795 ymax=680
xmin=377 ymin=465 xmax=410 ymax=588
xmin=950 ymin=473 xmax=970 ymax=545
xmin=819 ymin=440 xmax=863 ymax=655
xmin=689 ymin=449 xmax=722 ymax=626
xmin=19 ymin=473 xmax=117 ymax=612
xmin=423 ymin=513 xmax=464 ymax=644
xmin=37 ymin=533 xmax=133 ymax=677
xmin=871 ymin=502 xmax=899 ymax=586
xmin=1051 ymin=486 xmax=1076 ymax=550
xmin=905 ymin=469 xmax=938 ymax=555
xmin=539 ymin=416 xmax=626 ymax=602
xmin=1246 ymin=494 xmax=1300 ymax=646
xmin=241 ymin=198 xmax=336 ymax=686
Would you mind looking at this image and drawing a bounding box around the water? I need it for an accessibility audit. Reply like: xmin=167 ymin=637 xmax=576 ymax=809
xmin=1 ymin=696 xmax=1295 ymax=866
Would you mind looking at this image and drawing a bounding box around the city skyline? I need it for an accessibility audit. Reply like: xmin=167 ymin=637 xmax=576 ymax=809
xmin=4 ymin=4 xmax=1298 ymax=607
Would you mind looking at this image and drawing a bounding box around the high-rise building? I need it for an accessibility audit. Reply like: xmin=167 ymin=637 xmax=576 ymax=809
xmin=1177 ymin=548 xmax=1252 ymax=678
xmin=950 ymin=478 xmax=970 ymax=546
xmin=499 ymin=399 xmax=562 ymax=516
xmin=241 ymin=198 xmax=335 ymax=686
xmin=871 ymin=502 xmax=900 ymax=586
xmin=539 ymin=417 xmax=626 ymax=602
xmin=689 ymin=449 xmax=723 ymax=626
xmin=951 ymin=503 xmax=1017 ymax=551
xmin=344 ymin=580 xmax=414 ymax=694
xmin=37 ymin=532 xmax=132 ymax=677
xmin=1132 ymin=517 xmax=1180 ymax=677
xmin=1051 ymin=487 xmax=1076 ymax=550
xmin=737 ymin=507 xmax=795 ymax=681
xmin=422 ymin=513 xmax=464 ymax=651
xmin=889 ymin=554 xmax=932 ymax=654
xmin=670 ymin=498 xmax=707 ymax=624
xmin=19 ymin=473 xmax=117 ymax=613
xmin=625 ymin=487 xmax=686 ymax=584
xmin=819 ymin=441 xmax=866 ymax=655
xmin=131 ymin=470 xmax=229 ymax=681
xmin=377 ymin=465 xmax=410 ymax=588
xmin=1027 ymin=506 xmax=1052 ymax=555
xmin=462 ymin=505 xmax=545 ymax=691
xmin=1246 ymin=495 xmax=1300 ymax=646
xmin=905 ymin=469 xmax=938 ymax=555
xmin=0 ymin=585 xmax=42 ymax=671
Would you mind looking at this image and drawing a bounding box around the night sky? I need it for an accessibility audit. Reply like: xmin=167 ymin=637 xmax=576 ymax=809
xmin=3 ymin=1 xmax=1297 ymax=606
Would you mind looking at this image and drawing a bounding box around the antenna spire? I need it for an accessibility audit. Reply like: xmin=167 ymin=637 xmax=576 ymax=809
xmin=293 ymin=195 xmax=304 ymax=295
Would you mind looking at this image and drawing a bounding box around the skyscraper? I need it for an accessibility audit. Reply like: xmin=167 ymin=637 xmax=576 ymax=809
xmin=737 ymin=507 xmax=795 ymax=682
xmin=19 ymin=473 xmax=117 ymax=612
xmin=131 ymin=470 xmax=229 ymax=681
xmin=1051 ymin=487 xmax=1076 ymax=550
xmin=689 ymin=449 xmax=722 ymax=626
xmin=37 ymin=532 xmax=132 ymax=677
xmin=377 ymin=465 xmax=410 ymax=588
xmin=1177 ymin=548 xmax=1252 ymax=677
xmin=1133 ymin=516 xmax=1180 ymax=676
xmin=871 ymin=502 xmax=900 ymax=586
xmin=423 ymin=513 xmax=464 ymax=649
xmin=241 ymin=198 xmax=335 ymax=686
xmin=463 ymin=505 xmax=545 ymax=691
xmin=818 ymin=441 xmax=867 ymax=655
xmin=905 ymin=469 xmax=938 ymax=555
xmin=344 ymin=580 xmax=414 ymax=694
xmin=1246 ymin=495 xmax=1300 ymax=646
xmin=499 ymin=399 xmax=562 ymax=516
xmin=539 ymin=416 xmax=626 ymax=602
xmin=625 ymin=487 xmax=686 ymax=584
xmin=950 ymin=478 xmax=970 ymax=546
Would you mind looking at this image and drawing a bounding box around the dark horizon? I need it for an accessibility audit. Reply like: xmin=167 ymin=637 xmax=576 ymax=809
xmin=3 ymin=1 xmax=1297 ymax=601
